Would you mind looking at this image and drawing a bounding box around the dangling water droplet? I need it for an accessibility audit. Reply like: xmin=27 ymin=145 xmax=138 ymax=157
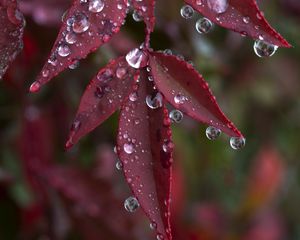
xmin=206 ymin=126 xmax=221 ymax=140
xmin=146 ymin=92 xmax=163 ymax=109
xmin=253 ymin=40 xmax=278 ymax=58
xmin=57 ymin=44 xmax=71 ymax=57
xmin=123 ymin=143 xmax=134 ymax=154
xmin=180 ymin=5 xmax=194 ymax=19
xmin=150 ymin=221 xmax=157 ymax=230
xmin=124 ymin=196 xmax=140 ymax=212
xmin=132 ymin=10 xmax=143 ymax=22
xmin=207 ymin=0 xmax=228 ymax=13
xmin=230 ymin=137 xmax=246 ymax=150
xmin=156 ymin=234 xmax=164 ymax=240
xmin=89 ymin=0 xmax=105 ymax=13
xmin=169 ymin=110 xmax=183 ymax=123
xmin=195 ymin=17 xmax=213 ymax=34
xmin=116 ymin=161 xmax=123 ymax=171
xmin=71 ymin=13 xmax=90 ymax=33
xmin=126 ymin=48 xmax=148 ymax=69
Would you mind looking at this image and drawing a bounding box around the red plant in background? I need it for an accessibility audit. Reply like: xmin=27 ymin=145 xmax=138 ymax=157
xmin=0 ymin=0 xmax=291 ymax=239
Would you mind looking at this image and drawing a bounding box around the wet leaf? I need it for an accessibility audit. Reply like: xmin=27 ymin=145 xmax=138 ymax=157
xmin=31 ymin=0 xmax=128 ymax=92
xmin=184 ymin=0 xmax=291 ymax=47
xmin=117 ymin=70 xmax=172 ymax=240
xmin=66 ymin=57 xmax=137 ymax=148
xmin=0 ymin=0 xmax=24 ymax=80
xmin=149 ymin=51 xmax=242 ymax=137
xmin=131 ymin=0 xmax=155 ymax=46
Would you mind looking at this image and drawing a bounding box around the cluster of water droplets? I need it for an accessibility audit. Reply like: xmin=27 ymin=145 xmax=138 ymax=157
xmin=180 ymin=1 xmax=279 ymax=57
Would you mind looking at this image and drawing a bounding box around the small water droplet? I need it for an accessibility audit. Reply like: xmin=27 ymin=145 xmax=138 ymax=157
xmin=195 ymin=17 xmax=213 ymax=34
xmin=132 ymin=10 xmax=143 ymax=22
xmin=230 ymin=137 xmax=246 ymax=150
xmin=206 ymin=126 xmax=221 ymax=140
xmin=207 ymin=0 xmax=228 ymax=14
xmin=150 ymin=221 xmax=157 ymax=230
xmin=88 ymin=0 xmax=105 ymax=13
xmin=123 ymin=143 xmax=134 ymax=154
xmin=180 ymin=5 xmax=194 ymax=19
xmin=57 ymin=44 xmax=71 ymax=57
xmin=124 ymin=196 xmax=140 ymax=212
xmin=174 ymin=94 xmax=187 ymax=104
xmin=146 ymin=92 xmax=163 ymax=109
xmin=71 ymin=13 xmax=90 ymax=33
xmin=169 ymin=110 xmax=183 ymax=123
xmin=116 ymin=161 xmax=123 ymax=170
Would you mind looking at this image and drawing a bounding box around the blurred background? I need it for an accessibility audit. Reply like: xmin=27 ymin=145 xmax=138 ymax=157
xmin=0 ymin=0 xmax=300 ymax=239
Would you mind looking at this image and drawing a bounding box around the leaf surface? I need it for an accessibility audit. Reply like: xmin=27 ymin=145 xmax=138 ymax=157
xmin=66 ymin=57 xmax=137 ymax=148
xmin=184 ymin=0 xmax=291 ymax=47
xmin=0 ymin=0 xmax=24 ymax=80
xmin=31 ymin=0 xmax=128 ymax=92
xmin=149 ymin=51 xmax=242 ymax=137
xmin=117 ymin=70 xmax=172 ymax=240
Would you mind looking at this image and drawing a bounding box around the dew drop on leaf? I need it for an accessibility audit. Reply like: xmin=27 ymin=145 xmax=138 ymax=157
xmin=88 ymin=0 xmax=105 ymax=13
xmin=132 ymin=10 xmax=143 ymax=22
xmin=71 ymin=13 xmax=90 ymax=33
xmin=126 ymin=48 xmax=148 ymax=69
xmin=123 ymin=143 xmax=134 ymax=154
xmin=115 ymin=161 xmax=123 ymax=171
xmin=180 ymin=5 xmax=194 ymax=19
xmin=146 ymin=92 xmax=163 ymax=109
xmin=124 ymin=196 xmax=140 ymax=212
xmin=230 ymin=137 xmax=246 ymax=150
xmin=195 ymin=17 xmax=213 ymax=34
xmin=207 ymin=0 xmax=228 ymax=14
xmin=150 ymin=221 xmax=157 ymax=230
xmin=253 ymin=40 xmax=278 ymax=57
xmin=206 ymin=126 xmax=221 ymax=140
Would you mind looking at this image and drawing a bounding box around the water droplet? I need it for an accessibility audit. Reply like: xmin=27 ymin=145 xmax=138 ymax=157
xmin=72 ymin=13 xmax=90 ymax=33
xmin=162 ymin=140 xmax=174 ymax=153
xmin=180 ymin=5 xmax=194 ymax=19
xmin=132 ymin=10 xmax=143 ymax=22
xmin=123 ymin=143 xmax=134 ymax=154
xmin=65 ymin=31 xmax=77 ymax=44
xmin=174 ymin=94 xmax=187 ymax=104
xmin=89 ymin=0 xmax=105 ymax=13
xmin=207 ymin=0 xmax=228 ymax=14
xmin=169 ymin=110 xmax=183 ymax=123
xmin=230 ymin=137 xmax=246 ymax=150
xmin=126 ymin=48 xmax=148 ymax=69
xmin=206 ymin=126 xmax=221 ymax=140
xmin=116 ymin=161 xmax=123 ymax=170
xmin=253 ymin=40 xmax=278 ymax=58
xmin=116 ymin=67 xmax=127 ymax=79
xmin=57 ymin=44 xmax=71 ymax=57
xmin=129 ymin=92 xmax=138 ymax=102
xmin=243 ymin=16 xmax=250 ymax=24
xmin=150 ymin=221 xmax=157 ymax=230
xmin=195 ymin=17 xmax=213 ymax=34
xmin=124 ymin=196 xmax=140 ymax=212
xmin=146 ymin=92 xmax=163 ymax=109
xmin=156 ymin=234 xmax=164 ymax=240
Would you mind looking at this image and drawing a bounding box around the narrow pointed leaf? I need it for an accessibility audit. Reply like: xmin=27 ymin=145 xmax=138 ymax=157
xmin=66 ymin=57 xmax=137 ymax=148
xmin=117 ymin=71 xmax=172 ymax=240
xmin=131 ymin=0 xmax=155 ymax=45
xmin=31 ymin=0 xmax=128 ymax=92
xmin=149 ymin=51 xmax=242 ymax=137
xmin=0 ymin=0 xmax=24 ymax=80
xmin=184 ymin=0 xmax=291 ymax=47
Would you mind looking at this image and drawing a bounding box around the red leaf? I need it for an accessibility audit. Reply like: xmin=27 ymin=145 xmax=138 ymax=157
xmin=117 ymin=70 xmax=172 ymax=240
xmin=66 ymin=56 xmax=137 ymax=148
xmin=149 ymin=51 xmax=242 ymax=138
xmin=131 ymin=0 xmax=155 ymax=46
xmin=0 ymin=0 xmax=24 ymax=80
xmin=31 ymin=0 xmax=128 ymax=92
xmin=184 ymin=0 xmax=291 ymax=47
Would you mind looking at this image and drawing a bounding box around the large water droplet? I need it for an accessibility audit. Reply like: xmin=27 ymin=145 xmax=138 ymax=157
xmin=253 ymin=40 xmax=278 ymax=58
xmin=57 ymin=44 xmax=71 ymax=57
xmin=206 ymin=126 xmax=221 ymax=140
xmin=195 ymin=18 xmax=213 ymax=34
xmin=123 ymin=143 xmax=134 ymax=154
xmin=89 ymin=0 xmax=105 ymax=13
xmin=230 ymin=137 xmax=246 ymax=150
xmin=180 ymin=5 xmax=194 ymax=19
xmin=207 ymin=0 xmax=228 ymax=14
xmin=126 ymin=48 xmax=148 ymax=69
xmin=146 ymin=92 xmax=163 ymax=109
xmin=72 ymin=13 xmax=90 ymax=33
xmin=174 ymin=94 xmax=187 ymax=104
xmin=169 ymin=110 xmax=183 ymax=123
xmin=124 ymin=196 xmax=140 ymax=212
